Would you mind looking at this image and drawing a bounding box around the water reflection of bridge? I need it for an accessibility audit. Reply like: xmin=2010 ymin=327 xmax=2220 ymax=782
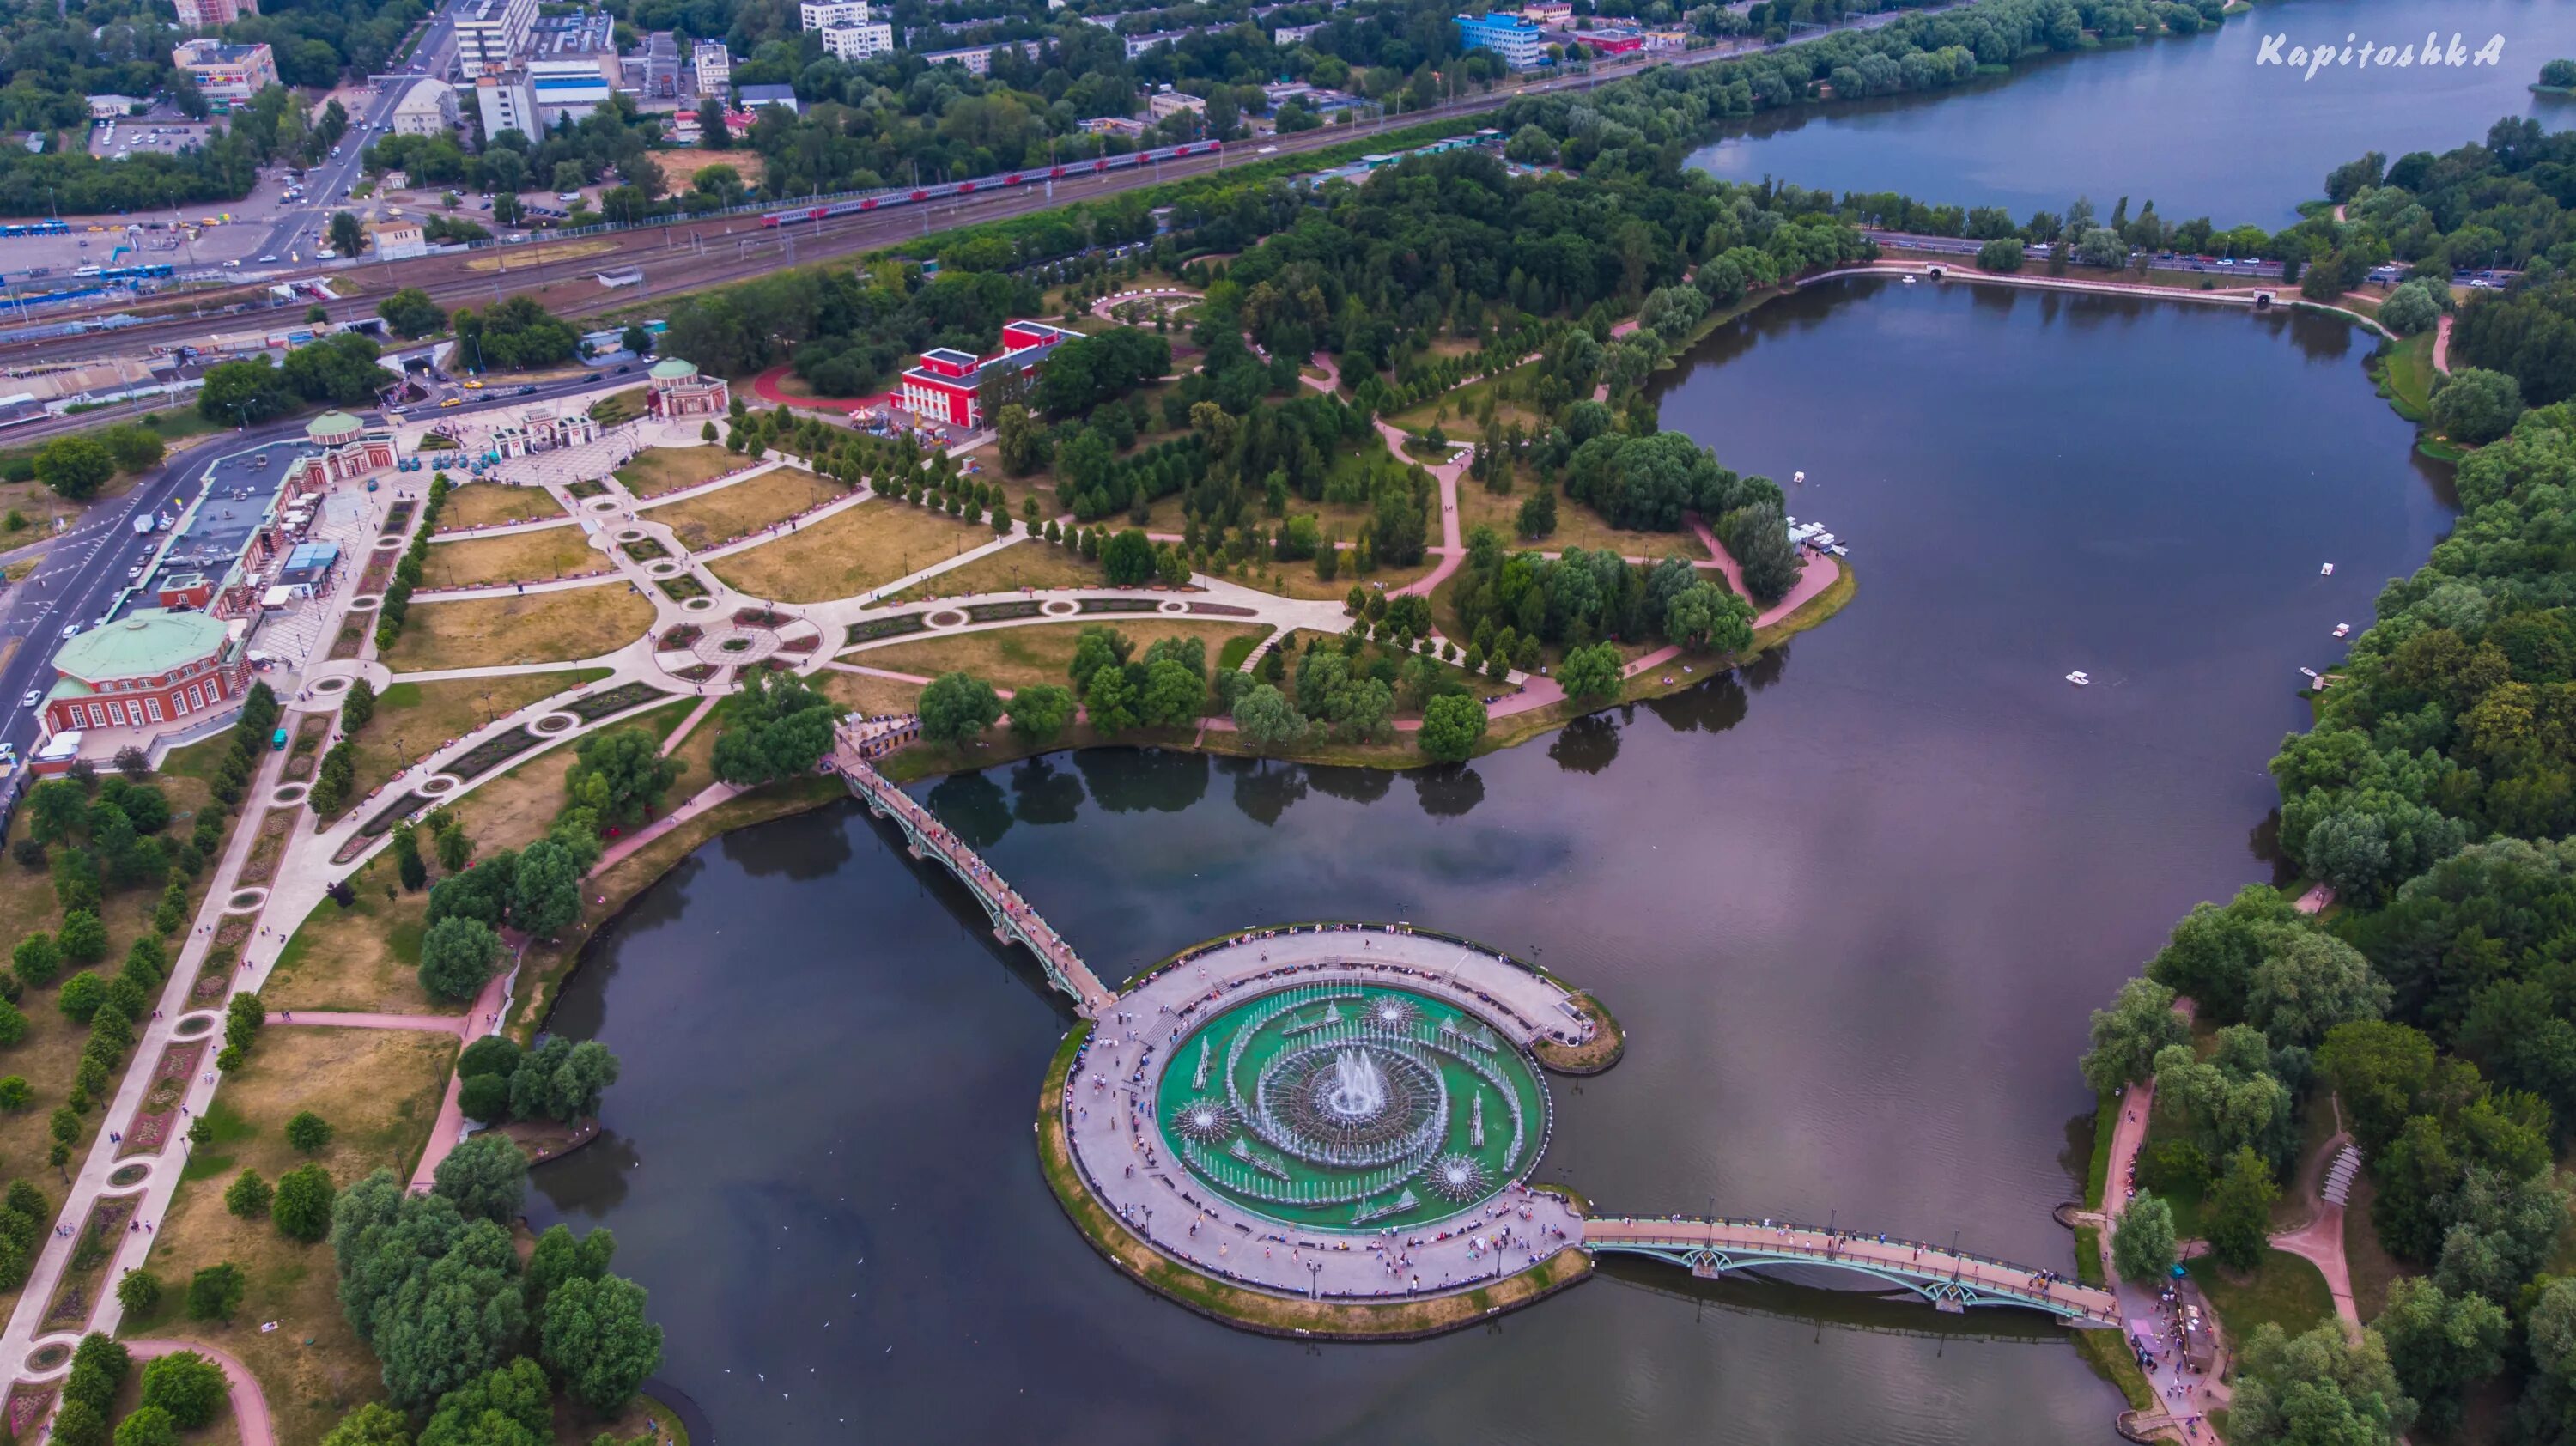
xmin=829 ymin=726 xmax=1114 ymax=1017
xmin=829 ymin=718 xmax=2111 ymax=1328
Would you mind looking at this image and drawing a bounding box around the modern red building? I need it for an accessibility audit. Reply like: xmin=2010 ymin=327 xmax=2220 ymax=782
xmin=896 ymin=320 xmax=1078 ymax=430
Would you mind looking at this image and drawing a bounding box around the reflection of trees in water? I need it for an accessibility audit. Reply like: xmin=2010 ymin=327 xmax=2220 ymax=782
xmin=1009 ymin=756 xmax=1085 ymax=826
xmin=2269 ymin=307 xmax=2356 ymax=364
xmin=1741 ymin=643 xmax=1791 ymax=692
xmin=1639 ymin=671 xmax=1750 ymax=735
xmin=1548 ymin=713 xmax=1621 ymax=775
xmin=1305 ymin=764 xmax=1393 ymax=805
xmin=1598 ymin=1255 xmax=2071 ymax=1346
xmin=1073 ymin=747 xmax=1211 ymax=813
xmin=2245 ymin=809 xmax=2298 ymax=888
xmin=927 ymin=771 xmax=1013 ymax=850
xmin=1220 ymin=756 xmax=1308 ymax=827
xmin=529 ymin=1127 xmax=643 ymax=1218
xmin=1413 ymin=765 xmax=1484 ymax=817
xmin=724 ymin=804 xmax=853 ymax=881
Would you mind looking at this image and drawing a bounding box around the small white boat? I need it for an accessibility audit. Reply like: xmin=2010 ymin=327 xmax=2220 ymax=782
xmin=2332 ymin=623 xmax=2351 ymax=638
xmin=2065 ymin=671 xmax=2091 ymax=686
xmin=2320 ymin=562 xmax=2335 ymax=576
xmin=1792 ymin=471 xmax=1806 ymax=485
xmin=1828 ymin=544 xmax=1847 ymax=556
xmin=2299 ymin=666 xmax=2320 ymax=680
xmin=1903 ymin=274 xmax=1917 ymax=284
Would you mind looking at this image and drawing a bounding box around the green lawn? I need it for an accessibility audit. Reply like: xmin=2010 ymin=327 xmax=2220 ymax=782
xmin=2376 ymin=331 xmax=2436 ymax=422
xmin=2186 ymin=1250 xmax=2333 ymax=1344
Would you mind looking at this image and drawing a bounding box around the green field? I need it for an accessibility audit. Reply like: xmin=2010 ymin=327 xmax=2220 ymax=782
xmin=1155 ymin=982 xmax=1549 ymax=1234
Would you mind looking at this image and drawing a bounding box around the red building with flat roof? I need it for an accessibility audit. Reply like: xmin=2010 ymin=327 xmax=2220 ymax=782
xmin=896 ymin=321 xmax=1077 ymax=430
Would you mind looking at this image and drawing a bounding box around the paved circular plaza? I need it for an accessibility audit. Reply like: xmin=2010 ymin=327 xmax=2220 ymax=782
xmin=1058 ymin=925 xmax=1592 ymax=1307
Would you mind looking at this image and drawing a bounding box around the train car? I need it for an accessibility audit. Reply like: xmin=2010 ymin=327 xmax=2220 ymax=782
xmin=757 ymin=140 xmax=1222 ymax=228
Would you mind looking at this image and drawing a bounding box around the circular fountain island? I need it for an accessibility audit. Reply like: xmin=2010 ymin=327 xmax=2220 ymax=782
xmin=1043 ymin=925 xmax=1611 ymax=1338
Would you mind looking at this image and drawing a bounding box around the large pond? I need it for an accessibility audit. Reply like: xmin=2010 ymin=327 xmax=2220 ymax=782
xmin=1691 ymin=0 xmax=2576 ymax=222
xmin=528 ymin=276 xmax=2452 ymax=1443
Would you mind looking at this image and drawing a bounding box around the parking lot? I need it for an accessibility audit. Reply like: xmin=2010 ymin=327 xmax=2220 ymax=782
xmin=84 ymin=116 xmax=221 ymax=160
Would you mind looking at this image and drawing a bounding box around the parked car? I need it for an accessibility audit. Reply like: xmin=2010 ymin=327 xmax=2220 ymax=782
xmin=59 ymin=623 xmax=80 ymax=639
xmin=19 ymin=690 xmax=39 ymax=709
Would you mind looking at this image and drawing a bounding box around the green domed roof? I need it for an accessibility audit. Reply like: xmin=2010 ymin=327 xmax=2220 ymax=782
xmin=648 ymin=357 xmax=698 ymax=380
xmin=307 ymin=410 xmax=363 ymax=438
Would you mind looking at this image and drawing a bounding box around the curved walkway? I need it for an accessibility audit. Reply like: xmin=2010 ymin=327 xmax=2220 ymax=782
xmin=126 ymin=1341 xmax=272 ymax=1446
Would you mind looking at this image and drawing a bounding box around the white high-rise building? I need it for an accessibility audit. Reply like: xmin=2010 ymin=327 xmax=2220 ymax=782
xmin=455 ymin=0 xmax=536 ymax=76
xmin=692 ymin=39 xmax=731 ymax=99
xmin=473 ymin=70 xmax=539 ymax=141
xmin=817 ymin=22 xmax=893 ymax=60
xmin=798 ymin=0 xmax=870 ymax=30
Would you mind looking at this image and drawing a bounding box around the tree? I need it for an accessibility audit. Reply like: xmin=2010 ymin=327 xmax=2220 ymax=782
xmin=99 ymin=424 xmax=163 ymax=474
xmin=1516 ymin=489 xmax=1557 ymax=538
xmin=272 ymin=1163 xmax=337 ymax=1242
xmin=1418 ymin=694 xmax=1488 ymax=762
xmin=2318 ymin=1020 xmax=2438 ymax=1156
xmin=197 ymin=357 xmax=295 ymax=426
xmin=1005 ymin=683 xmax=1073 ymax=744
xmin=224 ymin=1169 xmax=272 ymax=1219
xmin=2379 ymin=279 xmax=2444 ymax=337
xmin=542 ymin=1274 xmax=663 ymax=1413
xmin=1559 ymin=642 xmax=1623 ymax=701
xmin=1664 ymin=581 xmax=1753 ymax=653
xmin=920 ymin=672 xmax=1005 ymax=745
xmin=61 ymin=909 xmax=105 ymax=962
xmin=620 ymin=323 xmax=652 ymax=357
xmin=111 ymin=1407 xmax=178 ymax=1446
xmin=2206 ymin=1146 xmax=2279 ymax=1272
xmin=117 ymin=1268 xmax=161 ymax=1313
xmin=378 ymin=288 xmax=447 ymax=338
xmin=2432 ymin=367 xmax=2524 ymax=446
xmin=2245 ymin=930 xmax=2389 ymax=1048
xmin=508 ymin=837 xmax=583 ymax=939
xmin=2377 ymin=1277 xmax=2505 ymax=1434
xmin=11 ymin=933 xmax=58 ymax=987
xmin=2080 ymin=976 xmax=2190 ymax=1093
xmin=1975 ymin=237 xmax=2025 ymax=273
xmin=139 ymin=1350 xmax=228 ymax=1429
xmin=417 ymin=916 xmax=499 ymax=1003
xmin=330 ymin=210 xmax=367 ymax=259
xmin=525 ymin=1222 xmax=615 ymax=1315
xmin=319 ymin=1404 xmax=413 ymax=1446
xmin=1230 ymin=684 xmax=1308 ymax=750
xmin=33 ymin=437 xmax=114 ymax=501
xmin=2111 ymin=1193 xmax=2177 ymax=1282
xmin=1101 ymin=529 xmax=1157 ymax=586
xmin=2227 ymin=1321 xmax=2413 ymax=1446
xmin=1082 ymin=665 xmax=1139 ymax=736
xmin=418 ymin=1357 xmax=549 ymax=1446
xmin=186 ymin=1262 xmax=246 ymax=1322
xmin=710 ymin=673 xmax=836 ymax=786
xmin=287 ymin=1110 xmax=334 ymax=1153
xmin=432 ymin=1133 xmax=526 ymax=1224
xmin=563 ymin=727 xmax=682 ymax=833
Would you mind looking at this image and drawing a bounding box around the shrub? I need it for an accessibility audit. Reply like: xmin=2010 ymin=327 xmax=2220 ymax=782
xmin=116 ymin=1267 xmax=161 ymax=1313
xmin=185 ymin=1262 xmax=246 ymax=1321
xmin=223 ymin=1170 xmax=271 ymax=1219
xmin=285 ymin=1110 xmax=333 ymax=1152
xmin=138 ymin=1349 xmax=228 ymax=1428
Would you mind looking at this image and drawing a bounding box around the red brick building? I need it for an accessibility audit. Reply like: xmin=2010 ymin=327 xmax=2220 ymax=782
xmin=40 ymin=609 xmax=243 ymax=744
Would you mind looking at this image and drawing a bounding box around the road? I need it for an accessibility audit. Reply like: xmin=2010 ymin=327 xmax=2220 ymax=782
xmin=3 ymin=0 xmax=1966 ymax=366
xmin=251 ymin=12 xmax=462 ymax=263
xmin=0 ymin=365 xmax=611 ymax=770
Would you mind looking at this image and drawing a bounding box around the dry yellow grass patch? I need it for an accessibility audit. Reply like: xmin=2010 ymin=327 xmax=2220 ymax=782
xmin=650 ymin=147 xmax=765 ymax=191
xmin=817 ymin=669 xmax=922 ymax=716
xmin=437 ymin=483 xmax=565 ymax=532
xmin=461 ymin=239 xmax=617 ymax=272
xmin=1231 ymin=556 xmax=1437 ymax=601
xmin=613 ymin=446 xmax=743 ymax=499
xmin=342 ymin=671 xmax=606 ymax=816
xmin=380 ymin=586 xmax=654 ymax=672
xmin=707 ymin=499 xmax=991 ymax=603
xmin=641 ymin=469 xmax=846 ymax=553
xmin=264 ymin=851 xmax=434 ymax=1016
xmin=118 ymin=1028 xmax=454 ymax=1446
xmin=1457 ymin=480 xmax=1708 ymax=561
xmin=876 ymin=540 xmax=1103 ymax=604
xmin=853 ymin=619 xmax=1264 ymax=693
xmin=420 ymin=526 xmax=610 ymax=592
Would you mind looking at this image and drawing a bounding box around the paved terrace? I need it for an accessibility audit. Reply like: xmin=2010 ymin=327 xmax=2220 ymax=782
xmin=1060 ymin=929 xmax=1589 ymax=1302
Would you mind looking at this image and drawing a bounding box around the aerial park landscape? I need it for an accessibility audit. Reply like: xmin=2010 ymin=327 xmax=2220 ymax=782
xmin=0 ymin=0 xmax=2573 ymax=1443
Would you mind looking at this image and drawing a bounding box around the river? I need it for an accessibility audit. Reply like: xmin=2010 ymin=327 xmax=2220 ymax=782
xmin=1689 ymin=0 xmax=2576 ymax=223
xmin=526 ymin=276 xmax=2452 ymax=1444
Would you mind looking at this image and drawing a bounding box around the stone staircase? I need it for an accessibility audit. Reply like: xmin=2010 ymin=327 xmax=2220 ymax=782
xmin=2322 ymin=1142 xmax=2361 ymax=1207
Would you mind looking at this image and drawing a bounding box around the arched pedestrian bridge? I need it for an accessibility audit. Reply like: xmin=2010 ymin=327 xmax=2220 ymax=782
xmin=1583 ymin=1216 xmax=2117 ymax=1325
